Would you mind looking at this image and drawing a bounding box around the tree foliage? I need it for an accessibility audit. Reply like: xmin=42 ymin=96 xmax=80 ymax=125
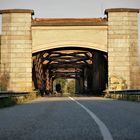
xmin=53 ymin=78 xmax=67 ymax=93
xmin=67 ymin=79 xmax=75 ymax=95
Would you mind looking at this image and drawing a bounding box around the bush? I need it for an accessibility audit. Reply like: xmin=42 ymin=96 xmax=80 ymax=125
xmin=67 ymin=80 xmax=75 ymax=96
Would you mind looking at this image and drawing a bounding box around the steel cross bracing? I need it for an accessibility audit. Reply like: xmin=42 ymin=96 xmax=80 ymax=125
xmin=32 ymin=48 xmax=108 ymax=94
xmin=40 ymin=49 xmax=93 ymax=79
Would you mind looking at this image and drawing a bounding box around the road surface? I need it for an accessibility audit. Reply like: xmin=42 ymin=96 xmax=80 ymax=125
xmin=0 ymin=97 xmax=140 ymax=140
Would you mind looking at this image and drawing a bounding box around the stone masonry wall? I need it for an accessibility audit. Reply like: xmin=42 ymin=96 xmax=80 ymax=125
xmin=0 ymin=10 xmax=33 ymax=92
xmin=106 ymin=9 xmax=140 ymax=90
xmin=0 ymin=35 xmax=1 ymax=69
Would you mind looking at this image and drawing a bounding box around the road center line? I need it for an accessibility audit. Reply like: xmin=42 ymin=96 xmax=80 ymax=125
xmin=69 ymin=97 xmax=113 ymax=140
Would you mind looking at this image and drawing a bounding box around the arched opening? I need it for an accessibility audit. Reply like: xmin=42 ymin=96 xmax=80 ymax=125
xmin=32 ymin=47 xmax=108 ymax=96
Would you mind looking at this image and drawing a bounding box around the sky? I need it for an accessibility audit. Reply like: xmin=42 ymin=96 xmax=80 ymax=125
xmin=0 ymin=0 xmax=140 ymax=51
xmin=0 ymin=0 xmax=140 ymax=18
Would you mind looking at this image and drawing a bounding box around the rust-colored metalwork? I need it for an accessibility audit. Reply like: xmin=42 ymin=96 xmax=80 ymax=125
xmin=32 ymin=18 xmax=107 ymax=26
xmin=32 ymin=47 xmax=108 ymax=95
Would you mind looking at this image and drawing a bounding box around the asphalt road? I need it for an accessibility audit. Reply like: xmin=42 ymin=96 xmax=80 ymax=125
xmin=0 ymin=97 xmax=140 ymax=140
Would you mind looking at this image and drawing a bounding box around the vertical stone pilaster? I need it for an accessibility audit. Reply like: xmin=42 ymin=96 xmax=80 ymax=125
xmin=105 ymin=8 xmax=140 ymax=90
xmin=0 ymin=9 xmax=34 ymax=92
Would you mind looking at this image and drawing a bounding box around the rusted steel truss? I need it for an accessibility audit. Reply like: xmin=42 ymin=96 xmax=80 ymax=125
xmin=32 ymin=48 xmax=108 ymax=95
xmin=41 ymin=49 xmax=93 ymax=79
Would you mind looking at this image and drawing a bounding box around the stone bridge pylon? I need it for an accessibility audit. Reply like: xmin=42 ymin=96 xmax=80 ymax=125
xmin=0 ymin=8 xmax=140 ymax=93
xmin=0 ymin=9 xmax=33 ymax=92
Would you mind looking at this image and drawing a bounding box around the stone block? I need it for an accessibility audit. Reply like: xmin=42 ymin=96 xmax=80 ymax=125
xmin=26 ymin=68 xmax=32 ymax=72
xmin=108 ymin=12 xmax=137 ymax=17
xmin=109 ymin=21 xmax=137 ymax=26
xmin=10 ymin=13 xmax=32 ymax=18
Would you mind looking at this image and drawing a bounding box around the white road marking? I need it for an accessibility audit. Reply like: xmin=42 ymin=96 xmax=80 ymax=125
xmin=69 ymin=97 xmax=113 ymax=140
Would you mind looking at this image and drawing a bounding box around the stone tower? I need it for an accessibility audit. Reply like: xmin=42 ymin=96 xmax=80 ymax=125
xmin=105 ymin=8 xmax=140 ymax=90
xmin=0 ymin=9 xmax=34 ymax=92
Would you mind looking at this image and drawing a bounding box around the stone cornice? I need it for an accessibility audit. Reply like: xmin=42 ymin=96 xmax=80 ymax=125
xmin=0 ymin=9 xmax=34 ymax=15
xmin=105 ymin=8 xmax=139 ymax=14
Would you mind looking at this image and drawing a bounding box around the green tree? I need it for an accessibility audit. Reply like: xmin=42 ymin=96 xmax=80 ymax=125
xmin=67 ymin=79 xmax=75 ymax=95
xmin=53 ymin=78 xmax=67 ymax=94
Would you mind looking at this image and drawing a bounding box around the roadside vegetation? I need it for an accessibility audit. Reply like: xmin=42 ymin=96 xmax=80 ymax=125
xmin=0 ymin=92 xmax=38 ymax=108
xmin=0 ymin=70 xmax=40 ymax=108
xmin=53 ymin=78 xmax=76 ymax=96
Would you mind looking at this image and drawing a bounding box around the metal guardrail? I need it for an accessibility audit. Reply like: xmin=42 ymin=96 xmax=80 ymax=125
xmin=0 ymin=91 xmax=29 ymax=98
xmin=108 ymin=89 xmax=140 ymax=95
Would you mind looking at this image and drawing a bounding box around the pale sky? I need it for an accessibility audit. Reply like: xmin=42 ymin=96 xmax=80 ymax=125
xmin=0 ymin=0 xmax=140 ymax=52
xmin=0 ymin=0 xmax=140 ymax=18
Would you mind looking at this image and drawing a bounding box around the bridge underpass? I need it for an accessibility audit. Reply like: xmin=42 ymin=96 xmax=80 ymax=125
xmin=32 ymin=47 xmax=108 ymax=96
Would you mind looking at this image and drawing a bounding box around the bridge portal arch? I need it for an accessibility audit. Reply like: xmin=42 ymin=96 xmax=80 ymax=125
xmin=32 ymin=41 xmax=107 ymax=54
xmin=32 ymin=46 xmax=108 ymax=95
